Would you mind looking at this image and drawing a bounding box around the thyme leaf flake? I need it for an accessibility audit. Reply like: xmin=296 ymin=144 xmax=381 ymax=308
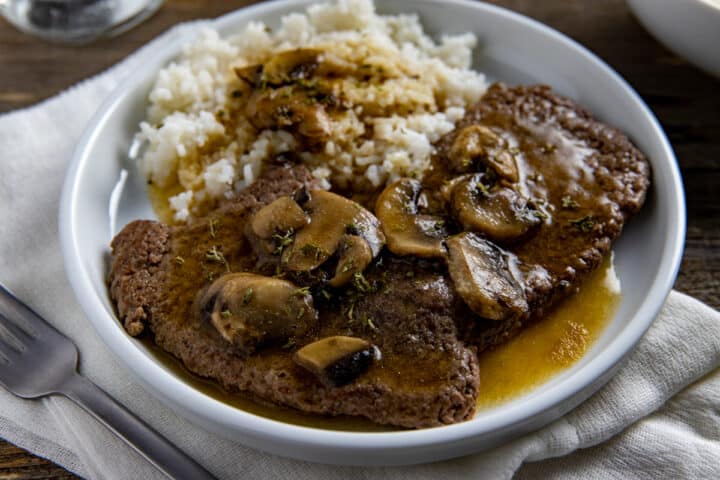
xmin=569 ymin=215 xmax=595 ymax=233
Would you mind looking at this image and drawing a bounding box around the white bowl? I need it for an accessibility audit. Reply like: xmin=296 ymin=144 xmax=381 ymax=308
xmin=627 ymin=0 xmax=720 ymax=78
xmin=59 ymin=0 xmax=686 ymax=466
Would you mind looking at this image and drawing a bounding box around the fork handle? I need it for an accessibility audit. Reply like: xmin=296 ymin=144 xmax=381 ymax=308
xmin=60 ymin=373 xmax=216 ymax=479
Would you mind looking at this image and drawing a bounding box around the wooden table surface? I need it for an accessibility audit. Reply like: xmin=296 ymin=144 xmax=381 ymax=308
xmin=1 ymin=0 xmax=718 ymax=477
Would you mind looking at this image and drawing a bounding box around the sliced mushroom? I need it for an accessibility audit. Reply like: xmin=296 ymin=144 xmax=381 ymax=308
xmin=250 ymin=196 xmax=310 ymax=240
xmin=448 ymin=125 xmax=518 ymax=182
xmin=328 ymin=235 xmax=373 ymax=287
xmin=234 ymin=64 xmax=263 ymax=86
xmin=234 ymin=49 xmax=322 ymax=88
xmin=293 ymin=336 xmax=376 ymax=387
xmin=245 ymin=87 xmax=332 ymax=142
xmin=446 ymin=232 xmax=528 ymax=321
xmin=262 ymin=48 xmax=322 ymax=85
xmin=199 ymin=273 xmax=317 ymax=355
xmin=234 ymin=48 xmax=335 ymax=143
xmin=451 ymin=174 xmax=540 ymax=243
xmin=283 ymin=190 xmax=385 ymax=281
xmin=375 ymin=178 xmax=447 ymax=258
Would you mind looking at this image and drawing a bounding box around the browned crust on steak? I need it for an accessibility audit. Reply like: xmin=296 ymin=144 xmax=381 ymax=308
xmin=109 ymin=221 xmax=169 ymax=337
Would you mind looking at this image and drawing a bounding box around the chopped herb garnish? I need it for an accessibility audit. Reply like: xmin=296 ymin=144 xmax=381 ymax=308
xmin=242 ymin=288 xmax=253 ymax=305
xmin=346 ymin=300 xmax=356 ymax=321
xmin=533 ymin=209 xmax=549 ymax=221
xmin=366 ymin=317 xmax=377 ymax=331
xmin=294 ymin=286 xmax=311 ymax=296
xmin=345 ymin=223 xmax=360 ymax=235
xmin=353 ymin=272 xmax=371 ymax=292
xmin=300 ymin=243 xmax=324 ymax=261
xmin=276 ymin=105 xmax=293 ymax=119
xmin=174 ymin=256 xmax=185 ymax=266
xmin=341 ymin=260 xmax=355 ymax=273
xmin=320 ymin=289 xmax=332 ymax=300
xmin=205 ymin=246 xmax=230 ymax=271
xmin=475 ymin=181 xmax=490 ymax=197
xmin=561 ymin=196 xmax=580 ymax=209
xmin=272 ymin=230 xmax=294 ymax=255
xmin=221 ymin=309 xmax=232 ymax=319
xmin=295 ymin=78 xmax=318 ymax=90
xmin=208 ymin=218 xmax=219 ymax=238
xmin=273 ymin=264 xmax=287 ymax=278
xmin=541 ymin=143 xmax=557 ymax=154
xmin=205 ymin=246 xmax=221 ymax=261
xmin=570 ymin=215 xmax=595 ymax=233
xmin=282 ymin=338 xmax=296 ymax=350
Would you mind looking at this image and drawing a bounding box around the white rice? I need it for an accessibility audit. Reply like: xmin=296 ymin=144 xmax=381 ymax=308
xmin=136 ymin=0 xmax=487 ymax=221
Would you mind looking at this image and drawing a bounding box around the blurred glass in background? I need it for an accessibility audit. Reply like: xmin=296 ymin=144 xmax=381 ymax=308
xmin=0 ymin=0 xmax=163 ymax=44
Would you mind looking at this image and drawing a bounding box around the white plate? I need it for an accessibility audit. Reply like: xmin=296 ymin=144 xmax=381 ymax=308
xmin=627 ymin=0 xmax=720 ymax=78
xmin=59 ymin=0 xmax=685 ymax=466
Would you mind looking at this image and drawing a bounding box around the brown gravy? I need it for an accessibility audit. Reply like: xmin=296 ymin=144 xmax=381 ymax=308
xmin=139 ymin=254 xmax=618 ymax=430
xmin=476 ymin=253 xmax=619 ymax=409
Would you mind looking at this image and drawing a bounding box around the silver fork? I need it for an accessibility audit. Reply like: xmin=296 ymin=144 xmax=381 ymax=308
xmin=0 ymin=283 xmax=216 ymax=479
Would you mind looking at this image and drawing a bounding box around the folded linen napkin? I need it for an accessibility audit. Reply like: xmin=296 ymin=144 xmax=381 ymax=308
xmin=0 ymin=22 xmax=719 ymax=480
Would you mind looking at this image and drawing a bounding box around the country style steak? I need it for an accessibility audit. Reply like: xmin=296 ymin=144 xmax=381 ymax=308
xmin=110 ymin=166 xmax=479 ymax=427
xmin=431 ymin=84 xmax=650 ymax=347
xmin=109 ymin=84 xmax=649 ymax=428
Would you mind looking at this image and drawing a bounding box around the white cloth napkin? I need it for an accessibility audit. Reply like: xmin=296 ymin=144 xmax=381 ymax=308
xmin=1 ymin=22 xmax=719 ymax=480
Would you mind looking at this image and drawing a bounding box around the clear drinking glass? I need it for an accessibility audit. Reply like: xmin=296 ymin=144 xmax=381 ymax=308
xmin=0 ymin=0 xmax=163 ymax=44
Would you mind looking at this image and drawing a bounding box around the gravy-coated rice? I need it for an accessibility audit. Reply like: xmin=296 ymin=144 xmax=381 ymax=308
xmin=137 ymin=0 xmax=486 ymax=221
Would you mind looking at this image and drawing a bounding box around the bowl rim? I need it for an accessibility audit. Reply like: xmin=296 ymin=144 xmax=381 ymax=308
xmin=59 ymin=0 xmax=686 ymax=455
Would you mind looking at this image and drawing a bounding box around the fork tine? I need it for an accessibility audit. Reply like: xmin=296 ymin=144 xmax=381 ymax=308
xmin=0 ymin=283 xmax=52 ymax=339
xmin=0 ymin=312 xmax=32 ymax=351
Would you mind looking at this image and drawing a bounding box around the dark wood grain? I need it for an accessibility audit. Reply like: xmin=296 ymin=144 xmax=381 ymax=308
xmin=0 ymin=0 xmax=718 ymax=477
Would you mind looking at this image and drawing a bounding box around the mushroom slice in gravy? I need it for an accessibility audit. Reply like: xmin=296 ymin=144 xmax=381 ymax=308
xmin=328 ymin=235 xmax=374 ymax=287
xmin=294 ymin=336 xmax=376 ymax=387
xmin=375 ymin=178 xmax=448 ymax=258
xmin=234 ymin=48 xmax=323 ymax=87
xmin=250 ymin=196 xmax=310 ymax=252
xmin=451 ymin=174 xmax=540 ymax=243
xmin=446 ymin=232 xmax=528 ymax=321
xmin=448 ymin=125 xmax=519 ymax=183
xmin=244 ymin=87 xmax=333 ymax=143
xmin=199 ymin=273 xmax=317 ymax=355
xmin=235 ymin=49 xmax=336 ymax=144
xmin=260 ymin=48 xmax=323 ymax=85
xmin=282 ymin=190 xmax=385 ymax=283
